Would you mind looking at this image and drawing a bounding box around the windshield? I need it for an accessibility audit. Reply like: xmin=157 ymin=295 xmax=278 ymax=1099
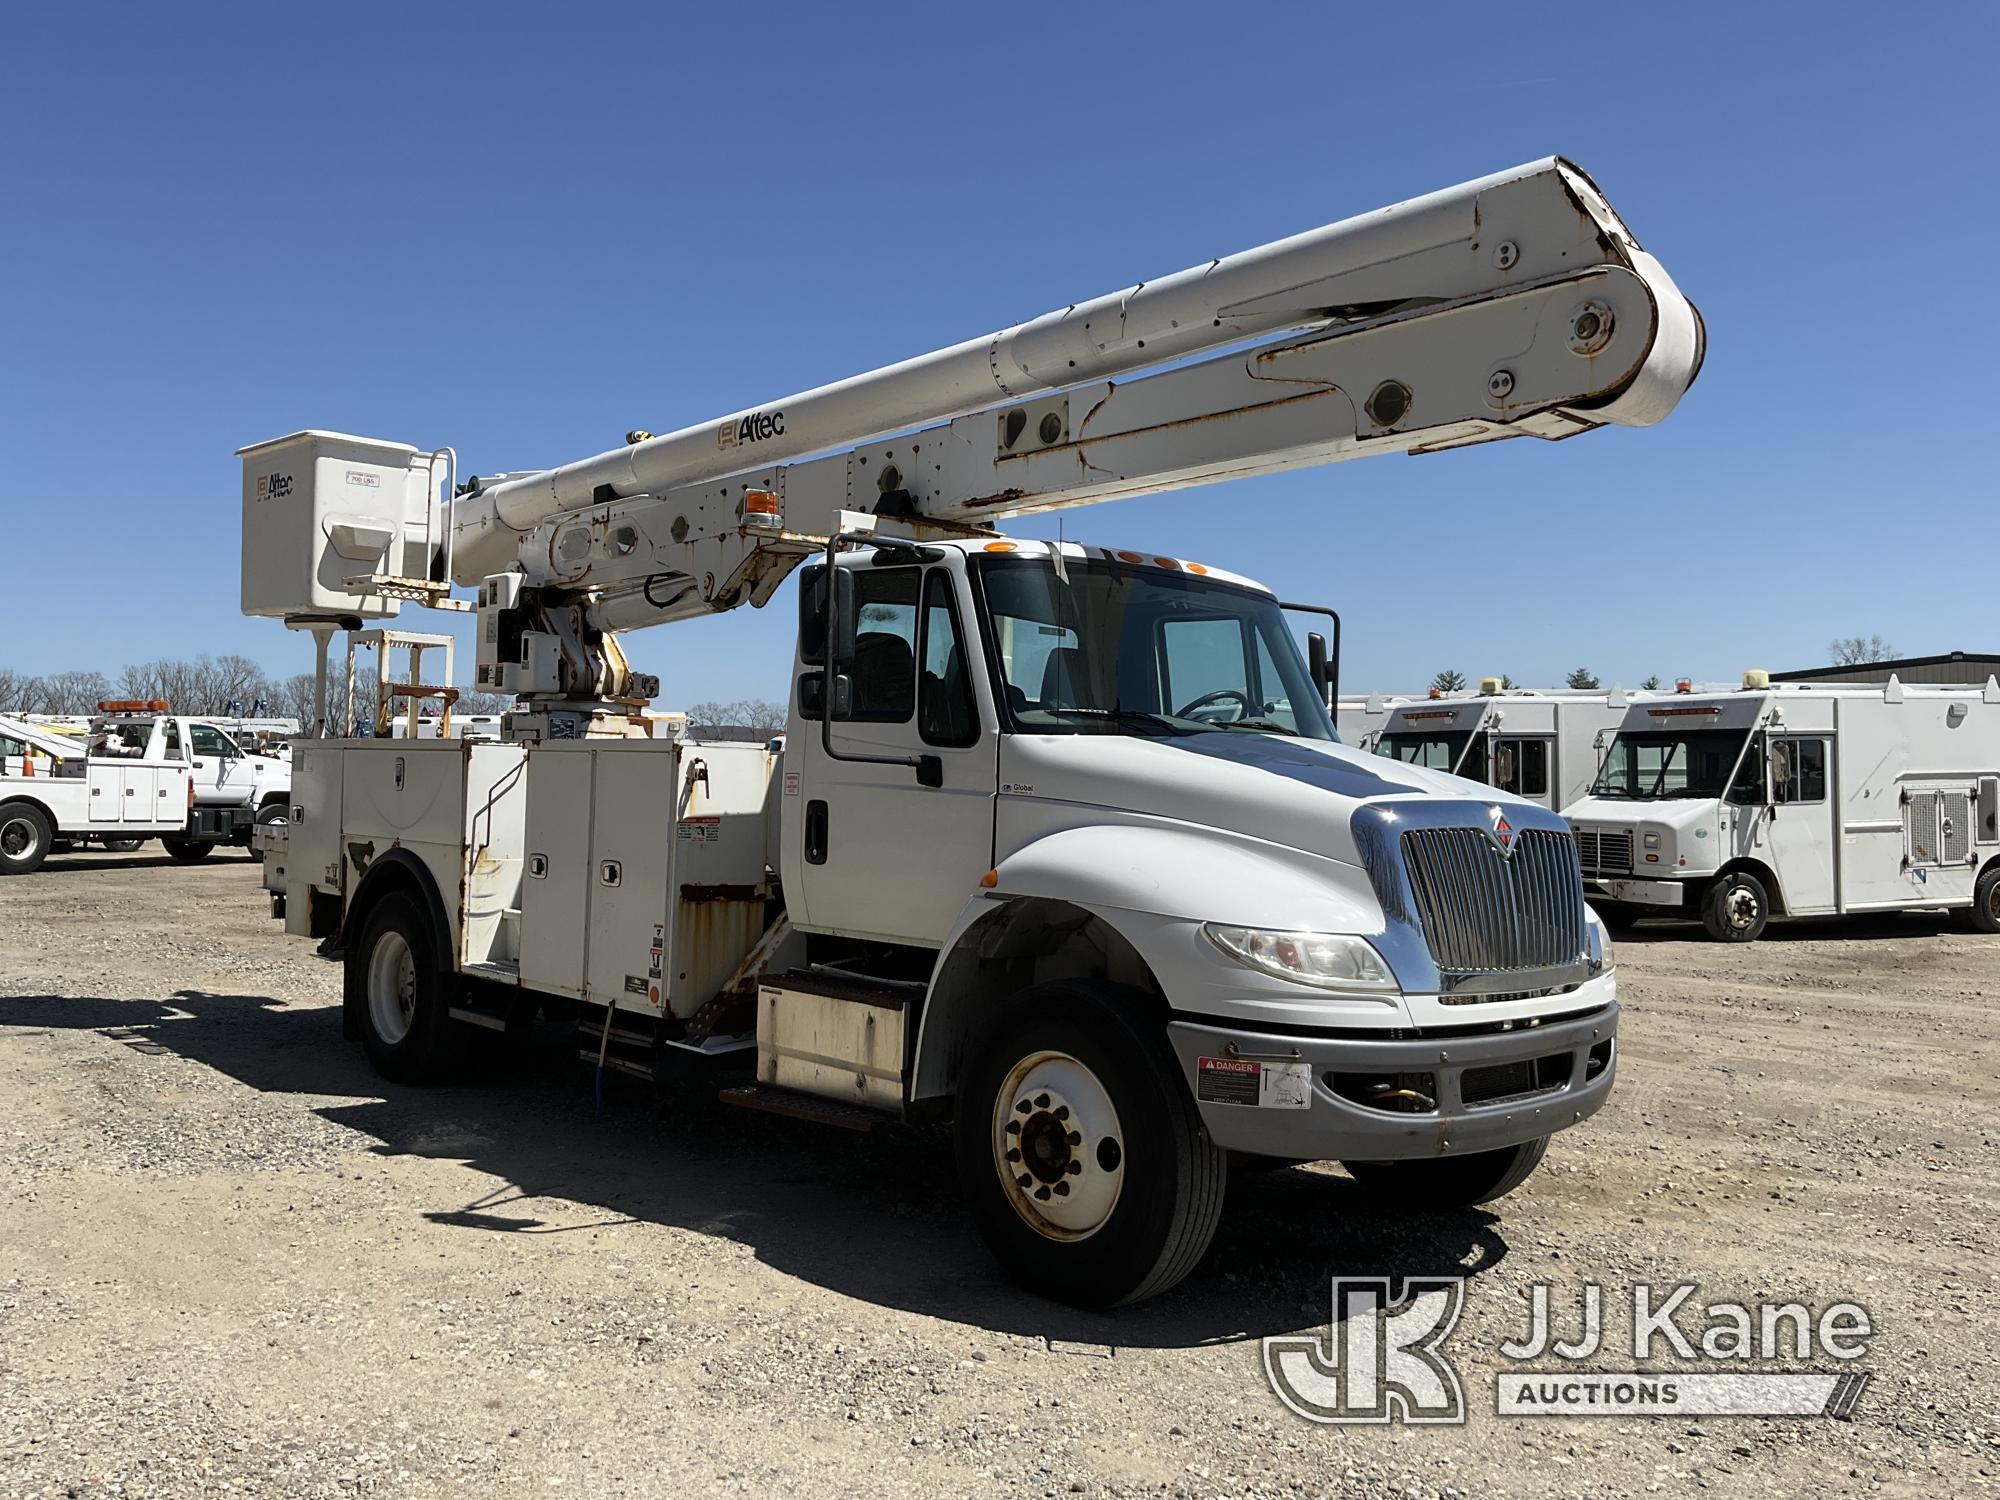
xmin=1592 ymin=726 xmax=1757 ymax=801
xmin=973 ymin=557 xmax=1335 ymax=739
xmin=1376 ymin=730 xmax=1475 ymax=773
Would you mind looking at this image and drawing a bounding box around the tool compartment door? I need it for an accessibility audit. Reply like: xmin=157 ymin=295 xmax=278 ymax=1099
xmin=520 ymin=745 xmax=594 ymax=1000
xmin=583 ymin=742 xmax=678 ymax=1014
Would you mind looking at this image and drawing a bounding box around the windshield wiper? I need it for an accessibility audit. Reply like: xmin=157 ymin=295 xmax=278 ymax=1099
xmin=1207 ymin=718 xmax=1300 ymax=737
xmin=1038 ymin=707 xmax=1195 ymax=736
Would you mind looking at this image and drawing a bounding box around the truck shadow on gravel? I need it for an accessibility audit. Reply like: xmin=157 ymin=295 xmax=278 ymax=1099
xmin=0 ymin=987 xmax=1514 ymax=1349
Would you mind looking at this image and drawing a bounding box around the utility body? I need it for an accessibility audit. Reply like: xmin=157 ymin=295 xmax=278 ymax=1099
xmin=1565 ymin=677 xmax=2000 ymax=940
xmin=241 ymin=159 xmax=1702 ymax=1304
xmin=1375 ymin=686 xmax=1650 ymax=810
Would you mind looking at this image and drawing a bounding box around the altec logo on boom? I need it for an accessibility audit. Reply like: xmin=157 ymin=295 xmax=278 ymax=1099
xmin=717 ymin=410 xmax=786 ymax=449
xmin=253 ymin=472 xmax=293 ymax=502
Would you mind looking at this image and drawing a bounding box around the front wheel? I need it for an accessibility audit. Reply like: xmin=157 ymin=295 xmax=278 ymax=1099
xmin=161 ymin=836 xmax=214 ymax=863
xmin=0 ymin=802 xmax=53 ymax=876
xmin=1702 ymin=870 xmax=1769 ymax=942
xmin=1342 ymin=1136 xmax=1549 ymax=1210
xmin=97 ymin=837 xmax=144 ymax=854
xmin=1963 ymin=864 xmax=2000 ymax=934
xmin=954 ymin=980 xmax=1226 ymax=1308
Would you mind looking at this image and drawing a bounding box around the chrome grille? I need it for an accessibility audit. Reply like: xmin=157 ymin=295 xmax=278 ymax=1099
xmin=1573 ymin=826 xmax=1631 ymax=873
xmin=1400 ymin=827 xmax=1588 ymax=979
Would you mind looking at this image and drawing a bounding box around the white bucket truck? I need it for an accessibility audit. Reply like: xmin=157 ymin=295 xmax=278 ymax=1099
xmin=240 ymin=159 xmax=1703 ymax=1305
xmin=1374 ymin=683 xmax=1646 ymax=811
xmin=1566 ymin=675 xmax=2000 ymax=940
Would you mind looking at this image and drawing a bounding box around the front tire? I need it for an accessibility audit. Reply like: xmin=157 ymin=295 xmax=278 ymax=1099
xmin=97 ymin=837 xmax=144 ymax=853
xmin=1702 ymin=870 xmax=1769 ymax=942
xmin=345 ymin=891 xmax=460 ymax=1084
xmin=0 ymin=802 xmax=53 ymax=876
xmin=954 ymin=980 xmax=1226 ymax=1308
xmin=161 ymin=836 xmax=214 ymax=864
xmin=1970 ymin=864 xmax=2000 ymax=935
xmin=1342 ymin=1135 xmax=1550 ymax=1210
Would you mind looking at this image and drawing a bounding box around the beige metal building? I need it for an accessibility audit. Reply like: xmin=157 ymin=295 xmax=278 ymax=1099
xmin=1774 ymin=651 xmax=2000 ymax=686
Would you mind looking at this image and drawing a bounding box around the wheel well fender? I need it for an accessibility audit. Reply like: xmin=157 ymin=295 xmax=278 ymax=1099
xmin=0 ymin=795 xmax=58 ymax=833
xmin=1712 ymin=857 xmax=1784 ymax=915
xmin=256 ymin=789 xmax=290 ymax=812
xmin=342 ymin=849 xmax=453 ymax=968
xmin=910 ymin=895 xmax=1166 ymax=1105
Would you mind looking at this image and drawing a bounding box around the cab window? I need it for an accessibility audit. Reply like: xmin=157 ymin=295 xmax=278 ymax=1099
xmin=918 ymin=571 xmax=978 ymax=747
xmin=1494 ymin=738 xmax=1550 ymax=798
xmin=1771 ymin=738 xmax=1826 ymax=804
xmin=190 ymin=724 xmax=240 ymax=759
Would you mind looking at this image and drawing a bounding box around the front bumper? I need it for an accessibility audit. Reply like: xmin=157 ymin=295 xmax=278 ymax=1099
xmin=1590 ymin=877 xmax=1688 ymax=908
xmin=1165 ymin=998 xmax=1618 ymax=1161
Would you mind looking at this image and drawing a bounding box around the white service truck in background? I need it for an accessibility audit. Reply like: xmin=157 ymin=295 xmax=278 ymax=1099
xmin=1374 ymin=684 xmax=1648 ymax=811
xmin=241 ymin=158 xmax=1703 ymax=1305
xmin=1566 ymin=675 xmax=2000 ymax=940
xmin=1 ymin=712 xmax=193 ymax=874
xmin=0 ymin=706 xmax=290 ymax=873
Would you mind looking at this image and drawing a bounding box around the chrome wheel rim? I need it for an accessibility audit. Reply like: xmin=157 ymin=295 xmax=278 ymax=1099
xmin=1 ymin=815 xmax=38 ymax=862
xmin=367 ymin=930 xmax=417 ymax=1045
xmin=992 ymin=1050 xmax=1124 ymax=1242
xmin=1724 ymin=884 xmax=1760 ymax=931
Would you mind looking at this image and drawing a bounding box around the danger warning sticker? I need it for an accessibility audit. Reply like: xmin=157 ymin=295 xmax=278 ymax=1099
xmin=1196 ymin=1056 xmax=1312 ymax=1109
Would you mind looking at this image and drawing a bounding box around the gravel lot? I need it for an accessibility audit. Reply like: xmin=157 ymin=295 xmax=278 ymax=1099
xmin=1 ymin=850 xmax=1995 ymax=1499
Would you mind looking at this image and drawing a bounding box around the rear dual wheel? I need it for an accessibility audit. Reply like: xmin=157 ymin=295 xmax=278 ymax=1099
xmin=0 ymin=802 xmax=52 ymax=876
xmin=955 ymin=980 xmax=1226 ymax=1308
xmin=345 ymin=891 xmax=461 ymax=1084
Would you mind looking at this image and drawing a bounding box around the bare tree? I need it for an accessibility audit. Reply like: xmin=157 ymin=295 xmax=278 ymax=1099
xmin=1428 ymin=669 xmax=1466 ymax=695
xmin=274 ymin=672 xmax=321 ymax=729
xmin=39 ymin=670 xmax=113 ymax=715
xmin=454 ymin=687 xmax=518 ymax=717
xmin=1565 ymin=666 xmax=1601 ymax=690
xmin=0 ymin=670 xmax=41 ymax=714
xmin=686 ymin=698 xmax=787 ymax=739
xmin=1828 ymin=634 xmax=1897 ymax=667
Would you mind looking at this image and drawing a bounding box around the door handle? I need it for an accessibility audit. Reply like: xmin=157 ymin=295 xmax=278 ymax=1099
xmin=805 ymin=800 xmax=829 ymax=865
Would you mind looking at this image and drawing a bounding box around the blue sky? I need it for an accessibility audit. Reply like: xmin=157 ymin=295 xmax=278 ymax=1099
xmin=3 ymin=3 xmax=1993 ymax=702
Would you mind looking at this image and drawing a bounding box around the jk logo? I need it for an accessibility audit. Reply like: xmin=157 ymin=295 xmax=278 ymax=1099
xmin=1263 ymin=1277 xmax=1467 ymax=1424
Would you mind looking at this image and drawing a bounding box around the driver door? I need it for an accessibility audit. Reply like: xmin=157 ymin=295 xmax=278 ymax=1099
xmin=189 ymin=723 xmax=243 ymax=799
xmin=788 ymin=562 xmax=998 ymax=946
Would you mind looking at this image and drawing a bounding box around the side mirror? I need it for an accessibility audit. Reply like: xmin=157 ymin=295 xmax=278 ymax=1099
xmin=1307 ymin=632 xmax=1331 ymax=703
xmin=827 ymin=567 xmax=857 ymax=669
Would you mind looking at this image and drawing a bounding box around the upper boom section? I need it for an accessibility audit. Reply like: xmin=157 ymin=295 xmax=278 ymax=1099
xmin=452 ymin=157 xmax=1702 ymax=584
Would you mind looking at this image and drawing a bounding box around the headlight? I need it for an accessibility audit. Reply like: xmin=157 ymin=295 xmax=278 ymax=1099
xmin=1585 ymin=909 xmax=1615 ymax=972
xmin=1202 ymin=924 xmax=1399 ymax=993
xmin=1642 ymin=832 xmax=1661 ymax=850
